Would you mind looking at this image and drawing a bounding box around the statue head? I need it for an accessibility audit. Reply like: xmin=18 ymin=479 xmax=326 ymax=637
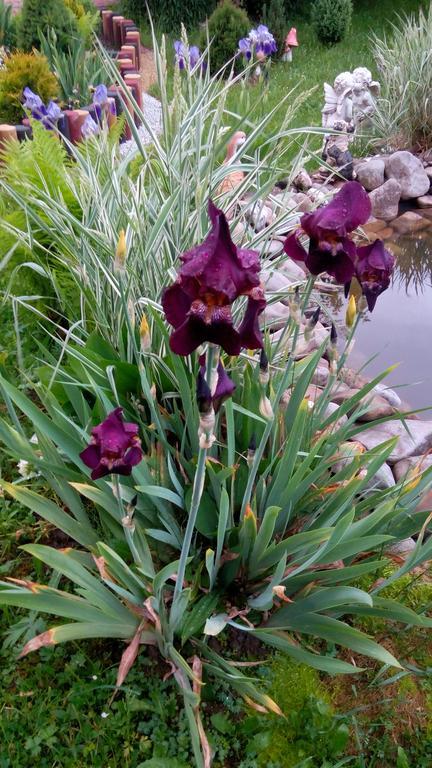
xmin=333 ymin=71 xmax=353 ymax=95
xmin=352 ymin=67 xmax=373 ymax=87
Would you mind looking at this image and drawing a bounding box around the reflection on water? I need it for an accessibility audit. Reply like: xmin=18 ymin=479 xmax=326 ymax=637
xmin=323 ymin=228 xmax=432 ymax=414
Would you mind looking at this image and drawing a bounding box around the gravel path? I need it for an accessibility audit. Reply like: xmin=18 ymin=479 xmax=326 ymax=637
xmin=119 ymin=93 xmax=162 ymax=157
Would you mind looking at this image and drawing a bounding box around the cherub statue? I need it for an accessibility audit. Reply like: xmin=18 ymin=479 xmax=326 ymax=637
xmin=321 ymin=71 xmax=354 ymax=131
xmin=351 ymin=67 xmax=380 ymax=129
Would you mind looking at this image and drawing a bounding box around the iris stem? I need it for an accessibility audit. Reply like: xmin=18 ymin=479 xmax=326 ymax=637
xmin=173 ymin=345 xmax=216 ymax=604
xmin=113 ymin=475 xmax=142 ymax=567
xmin=240 ymin=277 xmax=315 ymax=521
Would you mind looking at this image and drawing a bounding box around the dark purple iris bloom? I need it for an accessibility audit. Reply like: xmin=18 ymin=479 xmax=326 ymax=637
xmin=355 ymin=239 xmax=395 ymax=311
xmin=284 ymin=181 xmax=371 ymax=284
xmin=198 ymin=357 xmax=236 ymax=412
xmin=162 ymin=201 xmax=266 ymax=356
xmin=80 ymin=407 xmax=142 ymax=481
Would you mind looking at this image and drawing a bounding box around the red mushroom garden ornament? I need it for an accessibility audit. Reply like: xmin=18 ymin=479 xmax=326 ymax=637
xmin=282 ymin=27 xmax=299 ymax=63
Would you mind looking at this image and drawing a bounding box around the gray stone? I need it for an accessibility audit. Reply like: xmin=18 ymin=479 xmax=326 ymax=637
xmin=373 ymin=382 xmax=402 ymax=409
xmin=293 ymin=169 xmax=313 ymax=191
xmin=280 ymin=258 xmax=307 ymax=282
xmin=391 ymin=211 xmax=430 ymax=234
xmin=356 ymin=157 xmax=385 ymax=191
xmin=392 ymin=454 xmax=432 ymax=483
xmin=363 ymin=463 xmax=396 ymax=490
xmin=263 ymin=270 xmax=295 ymax=298
xmin=385 ymin=151 xmax=430 ymax=200
xmin=387 ymin=538 xmax=416 ymax=555
xmin=244 ymin=202 xmax=274 ymax=232
xmin=262 ymin=301 xmax=289 ymax=330
xmin=262 ymin=239 xmax=284 ymax=257
xmin=312 ymin=359 xmax=330 ymax=387
xmin=323 ymin=401 xmax=348 ymax=429
xmin=417 ymin=195 xmax=432 ymax=208
xmin=292 ymin=192 xmax=314 ymax=212
xmin=369 ymin=178 xmax=401 ymax=220
xmin=356 ymin=419 xmax=432 ymax=464
xmin=355 ymin=394 xmax=396 ymax=422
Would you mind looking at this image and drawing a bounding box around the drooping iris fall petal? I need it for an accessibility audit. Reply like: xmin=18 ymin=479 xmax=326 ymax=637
xmin=80 ymin=407 xmax=142 ymax=480
xmin=284 ymin=181 xmax=371 ymax=283
xmin=162 ymin=201 xmax=266 ymax=356
xmin=355 ymin=239 xmax=395 ymax=311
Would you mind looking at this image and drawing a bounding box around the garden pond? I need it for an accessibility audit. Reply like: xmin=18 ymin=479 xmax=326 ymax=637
xmin=331 ymin=223 xmax=432 ymax=415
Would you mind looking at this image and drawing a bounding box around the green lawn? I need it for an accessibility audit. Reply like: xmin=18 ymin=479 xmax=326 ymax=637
xmin=145 ymin=0 xmax=428 ymax=157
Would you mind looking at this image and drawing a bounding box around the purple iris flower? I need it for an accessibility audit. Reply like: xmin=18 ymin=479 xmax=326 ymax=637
xmin=174 ymin=40 xmax=187 ymax=69
xmin=238 ymin=38 xmax=252 ymax=60
xmin=284 ymin=181 xmax=371 ymax=284
xmin=81 ymin=114 xmax=100 ymax=139
xmin=80 ymin=407 xmax=143 ymax=481
xmin=189 ymin=45 xmax=201 ymax=68
xmin=22 ymin=87 xmax=46 ymax=119
xmin=162 ymin=201 xmax=266 ymax=356
xmin=43 ymin=101 xmax=62 ymax=129
xmin=93 ymin=84 xmax=108 ymax=106
xmin=354 ymin=239 xmax=395 ymax=311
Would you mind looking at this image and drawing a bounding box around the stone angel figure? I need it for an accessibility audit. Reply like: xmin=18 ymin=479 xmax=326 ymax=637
xmin=321 ymin=71 xmax=354 ymax=131
xmin=351 ymin=67 xmax=380 ymax=129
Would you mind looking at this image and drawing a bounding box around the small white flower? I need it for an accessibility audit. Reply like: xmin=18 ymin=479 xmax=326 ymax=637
xmin=92 ymin=675 xmax=98 ymax=680
xmin=17 ymin=460 xmax=31 ymax=478
xmin=30 ymin=434 xmax=38 ymax=444
xmin=101 ymin=711 xmax=109 ymax=718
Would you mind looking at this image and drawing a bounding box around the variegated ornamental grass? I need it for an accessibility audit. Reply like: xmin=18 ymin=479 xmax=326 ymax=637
xmin=0 ymin=30 xmax=432 ymax=768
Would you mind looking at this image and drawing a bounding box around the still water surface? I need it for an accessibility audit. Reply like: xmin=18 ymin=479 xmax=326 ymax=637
xmin=350 ymin=230 xmax=432 ymax=414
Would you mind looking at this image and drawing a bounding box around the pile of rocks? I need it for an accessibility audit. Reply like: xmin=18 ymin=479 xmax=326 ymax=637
xmin=356 ymin=150 xmax=432 ymax=220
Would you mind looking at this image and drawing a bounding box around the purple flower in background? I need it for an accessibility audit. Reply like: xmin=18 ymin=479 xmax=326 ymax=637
xmin=93 ymin=84 xmax=108 ymax=106
xmin=238 ymin=37 xmax=252 ymax=60
xmin=174 ymin=40 xmax=187 ymax=69
xmin=81 ymin=114 xmax=100 ymax=139
xmin=43 ymin=101 xmax=62 ymax=129
xmin=284 ymin=181 xmax=371 ymax=284
xmin=80 ymin=407 xmax=143 ymax=480
xmin=162 ymin=200 xmax=266 ymax=356
xmin=189 ymin=45 xmax=201 ymax=68
xmin=355 ymin=239 xmax=395 ymax=311
xmin=239 ymin=25 xmax=277 ymax=61
xmin=22 ymin=87 xmax=46 ymax=119
xmin=23 ymin=86 xmax=45 ymax=114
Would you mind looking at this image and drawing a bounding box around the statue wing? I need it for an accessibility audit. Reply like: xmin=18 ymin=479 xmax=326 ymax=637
xmin=322 ymin=83 xmax=338 ymax=112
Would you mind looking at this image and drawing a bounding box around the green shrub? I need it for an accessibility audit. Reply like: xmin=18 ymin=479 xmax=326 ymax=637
xmin=122 ymin=0 xmax=217 ymax=29
xmin=0 ymin=0 xmax=17 ymax=48
xmin=0 ymin=51 xmax=58 ymax=124
xmin=18 ymin=0 xmax=80 ymax=52
xmin=311 ymin=0 xmax=353 ymax=44
xmin=263 ymin=0 xmax=287 ymax=56
xmin=202 ymin=0 xmax=250 ymax=75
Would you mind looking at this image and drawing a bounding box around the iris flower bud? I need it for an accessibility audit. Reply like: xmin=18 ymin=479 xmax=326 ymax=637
xmin=114 ymin=229 xmax=127 ymax=274
xmin=304 ymin=305 xmax=320 ymax=342
xmin=140 ymin=313 xmax=151 ymax=351
xmin=345 ymin=295 xmax=356 ymax=329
